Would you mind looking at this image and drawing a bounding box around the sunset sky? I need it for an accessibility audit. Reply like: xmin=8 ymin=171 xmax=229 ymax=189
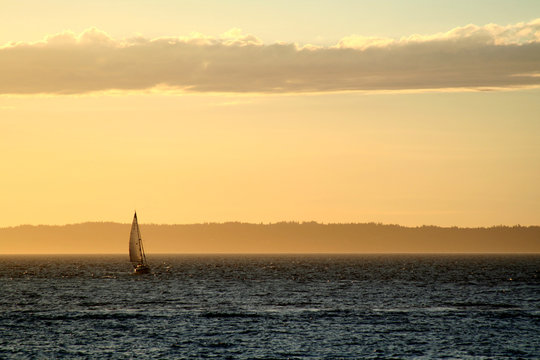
xmin=1 ymin=0 xmax=539 ymax=228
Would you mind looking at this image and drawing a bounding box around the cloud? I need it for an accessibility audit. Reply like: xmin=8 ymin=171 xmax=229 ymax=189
xmin=336 ymin=19 xmax=540 ymax=49
xmin=1 ymin=20 xmax=539 ymax=95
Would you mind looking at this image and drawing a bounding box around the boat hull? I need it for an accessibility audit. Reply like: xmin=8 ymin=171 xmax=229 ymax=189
xmin=133 ymin=264 xmax=151 ymax=274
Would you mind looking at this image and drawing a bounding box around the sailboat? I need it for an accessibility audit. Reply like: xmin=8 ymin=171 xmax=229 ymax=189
xmin=129 ymin=211 xmax=150 ymax=274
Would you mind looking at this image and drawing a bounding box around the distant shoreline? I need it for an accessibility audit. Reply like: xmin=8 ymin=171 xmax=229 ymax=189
xmin=4 ymin=221 xmax=538 ymax=229
xmin=1 ymin=253 xmax=538 ymax=256
xmin=1 ymin=222 xmax=538 ymax=254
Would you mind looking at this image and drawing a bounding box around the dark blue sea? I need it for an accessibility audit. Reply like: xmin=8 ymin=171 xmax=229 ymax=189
xmin=0 ymin=254 xmax=538 ymax=359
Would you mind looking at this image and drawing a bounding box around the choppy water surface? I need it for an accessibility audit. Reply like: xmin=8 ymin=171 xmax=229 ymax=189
xmin=0 ymin=254 xmax=538 ymax=359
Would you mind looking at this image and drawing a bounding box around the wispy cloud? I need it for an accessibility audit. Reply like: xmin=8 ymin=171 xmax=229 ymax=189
xmin=1 ymin=19 xmax=539 ymax=95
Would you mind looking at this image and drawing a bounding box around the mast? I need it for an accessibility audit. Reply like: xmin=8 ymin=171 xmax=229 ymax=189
xmin=137 ymin=216 xmax=147 ymax=266
xmin=140 ymin=236 xmax=147 ymax=266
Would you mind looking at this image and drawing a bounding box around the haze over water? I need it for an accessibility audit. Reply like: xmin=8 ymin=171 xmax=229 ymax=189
xmin=1 ymin=254 xmax=538 ymax=359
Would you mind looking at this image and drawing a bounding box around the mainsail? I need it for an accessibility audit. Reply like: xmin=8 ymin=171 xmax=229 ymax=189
xmin=129 ymin=212 xmax=147 ymax=267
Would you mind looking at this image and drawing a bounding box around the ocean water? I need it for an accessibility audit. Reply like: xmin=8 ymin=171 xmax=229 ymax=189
xmin=0 ymin=254 xmax=538 ymax=359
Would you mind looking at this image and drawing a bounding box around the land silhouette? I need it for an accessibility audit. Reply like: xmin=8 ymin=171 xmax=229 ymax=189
xmin=0 ymin=222 xmax=538 ymax=254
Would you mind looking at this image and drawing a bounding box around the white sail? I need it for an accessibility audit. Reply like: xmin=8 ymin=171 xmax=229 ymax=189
xmin=129 ymin=212 xmax=143 ymax=265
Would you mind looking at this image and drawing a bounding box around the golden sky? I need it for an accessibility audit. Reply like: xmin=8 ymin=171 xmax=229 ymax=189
xmin=1 ymin=1 xmax=539 ymax=227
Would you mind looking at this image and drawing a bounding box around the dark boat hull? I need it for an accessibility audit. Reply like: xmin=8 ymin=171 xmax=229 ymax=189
xmin=133 ymin=264 xmax=150 ymax=274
